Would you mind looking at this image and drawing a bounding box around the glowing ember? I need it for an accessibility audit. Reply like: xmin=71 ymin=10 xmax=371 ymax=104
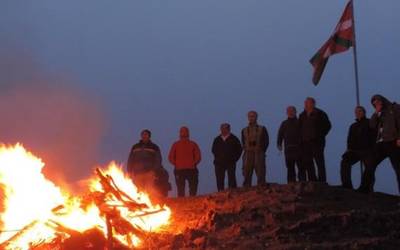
xmin=0 ymin=144 xmax=171 ymax=250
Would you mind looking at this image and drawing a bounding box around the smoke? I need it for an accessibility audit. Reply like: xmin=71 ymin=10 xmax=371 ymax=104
xmin=0 ymin=48 xmax=107 ymax=188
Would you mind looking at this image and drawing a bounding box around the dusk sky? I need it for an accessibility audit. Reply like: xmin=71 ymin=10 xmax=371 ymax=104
xmin=1 ymin=0 xmax=399 ymax=195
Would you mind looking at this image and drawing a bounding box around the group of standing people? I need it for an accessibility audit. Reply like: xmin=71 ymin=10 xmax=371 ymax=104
xmin=274 ymin=94 xmax=400 ymax=194
xmin=277 ymin=98 xmax=331 ymax=184
xmin=127 ymin=126 xmax=201 ymax=198
xmin=126 ymin=94 xmax=400 ymax=198
xmin=335 ymin=95 xmax=400 ymax=194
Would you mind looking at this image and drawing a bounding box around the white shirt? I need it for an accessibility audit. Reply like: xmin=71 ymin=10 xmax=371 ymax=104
xmin=221 ymin=134 xmax=231 ymax=141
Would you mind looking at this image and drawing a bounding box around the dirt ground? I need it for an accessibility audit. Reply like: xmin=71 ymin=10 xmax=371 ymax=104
xmin=143 ymin=182 xmax=400 ymax=250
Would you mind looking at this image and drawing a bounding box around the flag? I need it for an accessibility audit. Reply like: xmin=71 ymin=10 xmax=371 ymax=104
xmin=310 ymin=0 xmax=355 ymax=85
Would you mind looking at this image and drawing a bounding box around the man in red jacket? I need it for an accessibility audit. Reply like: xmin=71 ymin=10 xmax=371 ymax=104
xmin=168 ymin=126 xmax=202 ymax=197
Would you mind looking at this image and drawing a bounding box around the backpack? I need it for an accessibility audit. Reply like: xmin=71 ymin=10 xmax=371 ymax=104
xmin=154 ymin=167 xmax=172 ymax=192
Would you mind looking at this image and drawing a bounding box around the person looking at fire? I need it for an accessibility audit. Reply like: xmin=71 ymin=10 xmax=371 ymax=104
xmin=127 ymin=129 xmax=170 ymax=197
xmin=168 ymin=126 xmax=202 ymax=197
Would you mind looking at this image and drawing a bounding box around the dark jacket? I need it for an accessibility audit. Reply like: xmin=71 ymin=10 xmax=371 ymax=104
xmin=127 ymin=140 xmax=162 ymax=174
xmin=153 ymin=167 xmax=172 ymax=196
xmin=370 ymin=95 xmax=400 ymax=142
xmin=277 ymin=118 xmax=301 ymax=150
xmin=241 ymin=124 xmax=269 ymax=153
xmin=299 ymin=108 xmax=332 ymax=144
xmin=347 ymin=117 xmax=376 ymax=151
xmin=212 ymin=134 xmax=243 ymax=165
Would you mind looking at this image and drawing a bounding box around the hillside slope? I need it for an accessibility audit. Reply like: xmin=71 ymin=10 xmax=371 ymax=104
xmin=145 ymin=182 xmax=400 ymax=250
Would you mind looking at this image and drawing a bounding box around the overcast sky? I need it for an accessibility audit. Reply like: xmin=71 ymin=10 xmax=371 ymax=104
xmin=1 ymin=0 xmax=399 ymax=195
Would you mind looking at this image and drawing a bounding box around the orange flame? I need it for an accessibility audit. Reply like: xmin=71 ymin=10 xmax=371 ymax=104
xmin=0 ymin=144 xmax=171 ymax=249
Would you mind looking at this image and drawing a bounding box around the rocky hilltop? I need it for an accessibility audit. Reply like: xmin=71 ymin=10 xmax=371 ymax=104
xmin=145 ymin=183 xmax=400 ymax=250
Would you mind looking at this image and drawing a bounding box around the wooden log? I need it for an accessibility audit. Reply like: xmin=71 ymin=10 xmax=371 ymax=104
xmin=95 ymin=168 xmax=148 ymax=210
xmin=0 ymin=220 xmax=39 ymax=249
xmin=45 ymin=220 xmax=80 ymax=237
xmin=106 ymin=215 xmax=113 ymax=250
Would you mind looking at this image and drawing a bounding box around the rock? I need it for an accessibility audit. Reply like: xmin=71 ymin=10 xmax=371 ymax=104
xmin=193 ymin=236 xmax=206 ymax=246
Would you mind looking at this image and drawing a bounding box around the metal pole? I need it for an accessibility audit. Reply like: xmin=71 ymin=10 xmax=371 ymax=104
xmin=351 ymin=0 xmax=364 ymax=178
xmin=351 ymin=0 xmax=361 ymax=106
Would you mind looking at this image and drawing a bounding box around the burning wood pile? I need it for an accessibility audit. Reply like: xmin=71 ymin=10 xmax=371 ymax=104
xmin=0 ymin=144 xmax=171 ymax=250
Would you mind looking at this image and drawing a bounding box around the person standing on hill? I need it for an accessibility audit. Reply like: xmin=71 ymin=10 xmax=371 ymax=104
xmin=127 ymin=129 xmax=168 ymax=196
xmin=299 ymin=97 xmax=331 ymax=182
xmin=277 ymin=106 xmax=305 ymax=183
xmin=340 ymin=106 xmax=375 ymax=189
xmin=359 ymin=95 xmax=400 ymax=194
xmin=242 ymin=111 xmax=269 ymax=187
xmin=212 ymin=123 xmax=243 ymax=191
xmin=169 ymin=126 xmax=202 ymax=197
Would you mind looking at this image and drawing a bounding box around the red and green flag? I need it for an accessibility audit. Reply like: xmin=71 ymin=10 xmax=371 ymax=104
xmin=310 ymin=0 xmax=355 ymax=85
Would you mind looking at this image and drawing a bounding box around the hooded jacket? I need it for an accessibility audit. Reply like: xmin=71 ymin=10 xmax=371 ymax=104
xmin=370 ymin=95 xmax=400 ymax=142
xmin=168 ymin=139 xmax=201 ymax=170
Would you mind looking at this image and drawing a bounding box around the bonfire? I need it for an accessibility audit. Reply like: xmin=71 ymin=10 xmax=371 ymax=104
xmin=0 ymin=144 xmax=171 ymax=250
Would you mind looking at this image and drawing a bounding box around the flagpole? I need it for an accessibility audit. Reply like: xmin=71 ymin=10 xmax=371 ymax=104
xmin=351 ymin=0 xmax=364 ymax=178
xmin=351 ymin=0 xmax=361 ymax=106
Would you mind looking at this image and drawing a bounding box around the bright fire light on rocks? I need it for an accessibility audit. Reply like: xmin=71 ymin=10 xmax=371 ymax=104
xmin=0 ymin=144 xmax=171 ymax=250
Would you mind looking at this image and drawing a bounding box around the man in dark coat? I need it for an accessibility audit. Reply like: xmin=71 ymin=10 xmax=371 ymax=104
xmin=299 ymin=97 xmax=331 ymax=182
xmin=127 ymin=129 xmax=170 ymax=197
xmin=242 ymin=111 xmax=269 ymax=187
xmin=340 ymin=106 xmax=376 ymax=189
xmin=277 ymin=106 xmax=305 ymax=183
xmin=212 ymin=123 xmax=243 ymax=191
xmin=359 ymin=95 xmax=400 ymax=193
